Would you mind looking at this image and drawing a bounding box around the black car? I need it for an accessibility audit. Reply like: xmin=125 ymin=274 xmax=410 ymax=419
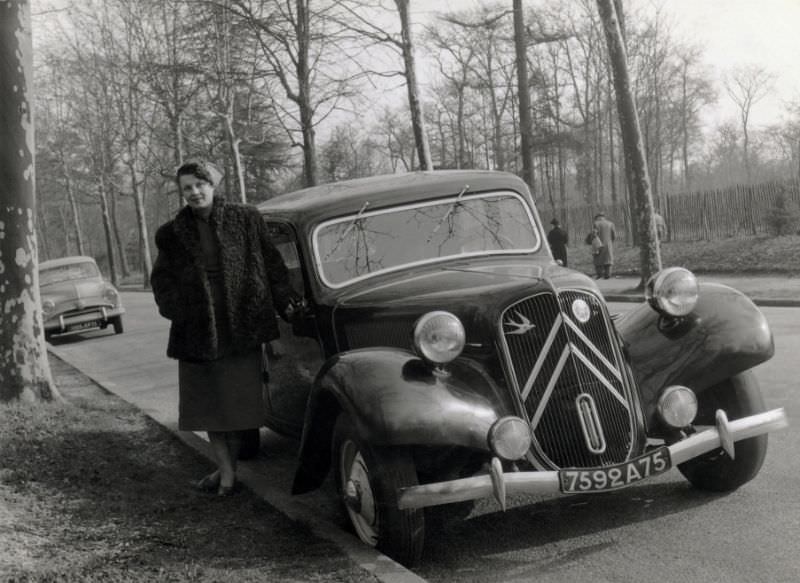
xmin=254 ymin=170 xmax=787 ymax=566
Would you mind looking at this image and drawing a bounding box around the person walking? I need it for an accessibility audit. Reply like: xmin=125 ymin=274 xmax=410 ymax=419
xmin=547 ymin=218 xmax=569 ymax=267
xmin=653 ymin=210 xmax=667 ymax=241
xmin=585 ymin=226 xmax=604 ymax=278
xmin=150 ymin=158 xmax=298 ymax=496
xmin=593 ymin=212 xmax=616 ymax=279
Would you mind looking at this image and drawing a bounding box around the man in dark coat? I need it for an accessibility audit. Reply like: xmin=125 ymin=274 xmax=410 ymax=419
xmin=547 ymin=218 xmax=569 ymax=266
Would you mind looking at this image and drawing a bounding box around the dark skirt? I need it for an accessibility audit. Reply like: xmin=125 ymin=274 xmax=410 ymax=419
xmin=178 ymin=348 xmax=265 ymax=432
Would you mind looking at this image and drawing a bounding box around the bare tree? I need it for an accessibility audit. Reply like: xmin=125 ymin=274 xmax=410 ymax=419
xmin=675 ymin=45 xmax=713 ymax=190
xmin=104 ymin=0 xmax=155 ymax=284
xmin=395 ymin=0 xmax=432 ymax=170
xmin=513 ymin=0 xmax=535 ymax=190
xmin=137 ymin=0 xmax=204 ymax=207
xmin=228 ymin=0 xmax=356 ymax=187
xmin=439 ymin=6 xmax=515 ymax=171
xmin=597 ymin=0 xmax=661 ymax=287
xmin=725 ymin=64 xmax=775 ymax=183
xmin=0 ymin=0 xmax=58 ymax=402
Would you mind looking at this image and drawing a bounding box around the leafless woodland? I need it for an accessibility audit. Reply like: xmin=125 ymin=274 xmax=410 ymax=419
xmin=31 ymin=0 xmax=800 ymax=281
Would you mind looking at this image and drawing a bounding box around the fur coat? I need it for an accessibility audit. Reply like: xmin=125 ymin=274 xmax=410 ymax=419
xmin=151 ymin=196 xmax=295 ymax=362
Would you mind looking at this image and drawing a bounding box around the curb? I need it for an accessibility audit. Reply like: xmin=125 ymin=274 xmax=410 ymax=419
xmin=48 ymin=346 xmax=428 ymax=583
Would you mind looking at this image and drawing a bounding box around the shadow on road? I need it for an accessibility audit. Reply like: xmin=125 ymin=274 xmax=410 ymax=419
xmin=420 ymin=480 xmax=728 ymax=574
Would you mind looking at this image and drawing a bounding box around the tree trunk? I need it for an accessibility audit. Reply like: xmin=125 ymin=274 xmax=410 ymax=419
xmin=171 ymin=112 xmax=185 ymax=209
xmin=296 ymin=0 xmax=318 ymax=185
xmin=395 ymin=0 xmax=432 ymax=171
xmin=0 ymin=0 xmax=58 ymax=402
xmin=597 ymin=0 xmax=661 ymax=287
xmin=108 ymin=187 xmax=130 ymax=278
xmin=221 ymin=109 xmax=247 ymax=202
xmin=37 ymin=204 xmax=50 ymax=261
xmin=126 ymin=157 xmax=153 ymax=288
xmin=681 ymin=61 xmax=691 ymax=190
xmin=98 ymin=177 xmax=119 ymax=288
xmin=513 ymin=0 xmax=534 ymax=192
xmin=59 ymin=148 xmax=85 ymax=256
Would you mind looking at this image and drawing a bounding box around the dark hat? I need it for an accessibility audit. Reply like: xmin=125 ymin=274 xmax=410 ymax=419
xmin=550 ymin=218 xmax=560 ymax=226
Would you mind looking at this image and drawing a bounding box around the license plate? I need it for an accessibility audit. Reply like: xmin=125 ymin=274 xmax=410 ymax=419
xmin=559 ymin=447 xmax=671 ymax=493
xmin=66 ymin=321 xmax=99 ymax=332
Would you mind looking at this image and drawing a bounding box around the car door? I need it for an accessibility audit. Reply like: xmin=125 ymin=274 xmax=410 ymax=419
xmin=263 ymin=221 xmax=324 ymax=438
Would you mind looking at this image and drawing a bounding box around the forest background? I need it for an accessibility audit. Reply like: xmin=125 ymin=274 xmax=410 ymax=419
xmin=31 ymin=0 xmax=800 ymax=286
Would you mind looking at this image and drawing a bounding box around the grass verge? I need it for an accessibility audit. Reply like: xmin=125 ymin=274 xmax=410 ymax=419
xmin=568 ymin=234 xmax=800 ymax=276
xmin=0 ymin=355 xmax=377 ymax=583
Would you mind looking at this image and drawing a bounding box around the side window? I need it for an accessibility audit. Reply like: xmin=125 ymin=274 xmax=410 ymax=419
xmin=268 ymin=221 xmax=304 ymax=297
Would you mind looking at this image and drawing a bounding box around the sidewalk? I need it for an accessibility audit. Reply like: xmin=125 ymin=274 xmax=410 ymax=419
xmin=593 ymin=272 xmax=800 ymax=307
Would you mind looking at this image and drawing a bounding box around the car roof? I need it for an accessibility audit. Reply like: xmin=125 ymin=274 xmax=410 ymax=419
xmin=39 ymin=256 xmax=98 ymax=270
xmin=256 ymin=170 xmax=531 ymax=228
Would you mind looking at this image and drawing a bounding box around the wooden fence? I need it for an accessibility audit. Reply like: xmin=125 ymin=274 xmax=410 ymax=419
xmin=556 ymin=179 xmax=800 ymax=244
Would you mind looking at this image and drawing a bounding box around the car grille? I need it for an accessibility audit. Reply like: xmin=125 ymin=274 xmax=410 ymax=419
xmin=499 ymin=290 xmax=639 ymax=469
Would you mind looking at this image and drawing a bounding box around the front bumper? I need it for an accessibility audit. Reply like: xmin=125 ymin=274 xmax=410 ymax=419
xmin=397 ymin=408 xmax=788 ymax=511
xmin=44 ymin=306 xmax=125 ymax=335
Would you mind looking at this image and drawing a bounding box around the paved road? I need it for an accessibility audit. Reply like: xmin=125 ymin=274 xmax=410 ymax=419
xmin=50 ymin=292 xmax=799 ymax=583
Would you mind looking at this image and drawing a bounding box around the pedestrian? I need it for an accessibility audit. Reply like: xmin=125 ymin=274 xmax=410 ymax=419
xmin=585 ymin=226 xmax=604 ymax=278
xmin=653 ymin=210 xmax=667 ymax=241
xmin=547 ymin=218 xmax=569 ymax=267
xmin=593 ymin=212 xmax=616 ymax=279
xmin=150 ymin=158 xmax=298 ymax=496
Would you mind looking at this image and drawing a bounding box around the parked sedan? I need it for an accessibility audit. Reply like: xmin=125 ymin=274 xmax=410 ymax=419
xmin=253 ymin=170 xmax=787 ymax=567
xmin=39 ymin=256 xmax=125 ymax=339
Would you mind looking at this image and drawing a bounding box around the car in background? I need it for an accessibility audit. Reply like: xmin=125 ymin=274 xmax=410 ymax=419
xmin=254 ymin=170 xmax=787 ymax=567
xmin=39 ymin=255 xmax=125 ymax=340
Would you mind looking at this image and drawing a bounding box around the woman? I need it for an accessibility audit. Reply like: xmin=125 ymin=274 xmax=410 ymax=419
xmin=586 ymin=225 xmax=605 ymax=279
xmin=151 ymin=159 xmax=296 ymax=496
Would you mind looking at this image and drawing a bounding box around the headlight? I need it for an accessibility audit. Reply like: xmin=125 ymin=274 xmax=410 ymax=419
xmin=42 ymin=299 xmax=55 ymax=316
xmin=657 ymin=385 xmax=698 ymax=428
xmin=103 ymin=286 xmax=119 ymax=306
xmin=645 ymin=267 xmax=699 ymax=317
xmin=488 ymin=416 xmax=532 ymax=460
xmin=413 ymin=311 xmax=465 ymax=364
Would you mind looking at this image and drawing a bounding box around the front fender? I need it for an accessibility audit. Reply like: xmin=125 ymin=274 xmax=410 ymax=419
xmin=617 ymin=283 xmax=773 ymax=429
xmin=291 ymin=348 xmax=507 ymax=494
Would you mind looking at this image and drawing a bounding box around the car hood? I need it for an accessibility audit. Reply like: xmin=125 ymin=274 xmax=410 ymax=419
xmin=333 ymin=260 xmax=602 ymax=348
xmin=337 ymin=260 xmax=599 ymax=308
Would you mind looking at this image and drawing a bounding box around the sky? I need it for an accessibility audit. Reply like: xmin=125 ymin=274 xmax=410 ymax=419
xmin=411 ymin=0 xmax=800 ymax=130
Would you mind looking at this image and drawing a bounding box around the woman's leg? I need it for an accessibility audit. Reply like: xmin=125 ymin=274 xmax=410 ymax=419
xmin=208 ymin=431 xmax=236 ymax=489
xmin=226 ymin=431 xmax=243 ymax=469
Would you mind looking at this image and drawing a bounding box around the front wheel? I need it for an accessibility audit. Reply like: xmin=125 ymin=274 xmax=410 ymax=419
xmin=332 ymin=413 xmax=424 ymax=567
xmin=678 ymin=371 xmax=768 ymax=492
xmin=110 ymin=315 xmax=124 ymax=334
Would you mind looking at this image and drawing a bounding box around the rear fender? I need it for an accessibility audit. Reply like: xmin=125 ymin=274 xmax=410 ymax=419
xmin=617 ymin=283 xmax=773 ymax=430
xmin=291 ymin=348 xmax=506 ymax=494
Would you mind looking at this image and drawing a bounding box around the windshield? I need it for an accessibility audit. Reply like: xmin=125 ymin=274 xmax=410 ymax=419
xmin=313 ymin=191 xmax=541 ymax=287
xmin=39 ymin=261 xmax=100 ymax=286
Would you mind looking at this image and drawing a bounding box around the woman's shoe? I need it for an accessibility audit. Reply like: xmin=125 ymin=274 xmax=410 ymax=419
xmin=190 ymin=472 xmax=220 ymax=493
xmin=217 ymin=481 xmax=241 ymax=497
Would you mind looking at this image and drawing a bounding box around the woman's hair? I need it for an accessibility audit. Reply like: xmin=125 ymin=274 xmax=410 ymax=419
xmin=176 ymin=159 xmax=222 ymax=186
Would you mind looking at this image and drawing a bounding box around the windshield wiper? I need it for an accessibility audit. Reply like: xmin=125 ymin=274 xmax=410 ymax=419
xmin=323 ymin=201 xmax=370 ymax=261
xmin=426 ymin=184 xmax=469 ymax=243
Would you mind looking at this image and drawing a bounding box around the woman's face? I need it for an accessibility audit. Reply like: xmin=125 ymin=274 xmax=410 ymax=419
xmin=179 ymin=174 xmax=215 ymax=210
